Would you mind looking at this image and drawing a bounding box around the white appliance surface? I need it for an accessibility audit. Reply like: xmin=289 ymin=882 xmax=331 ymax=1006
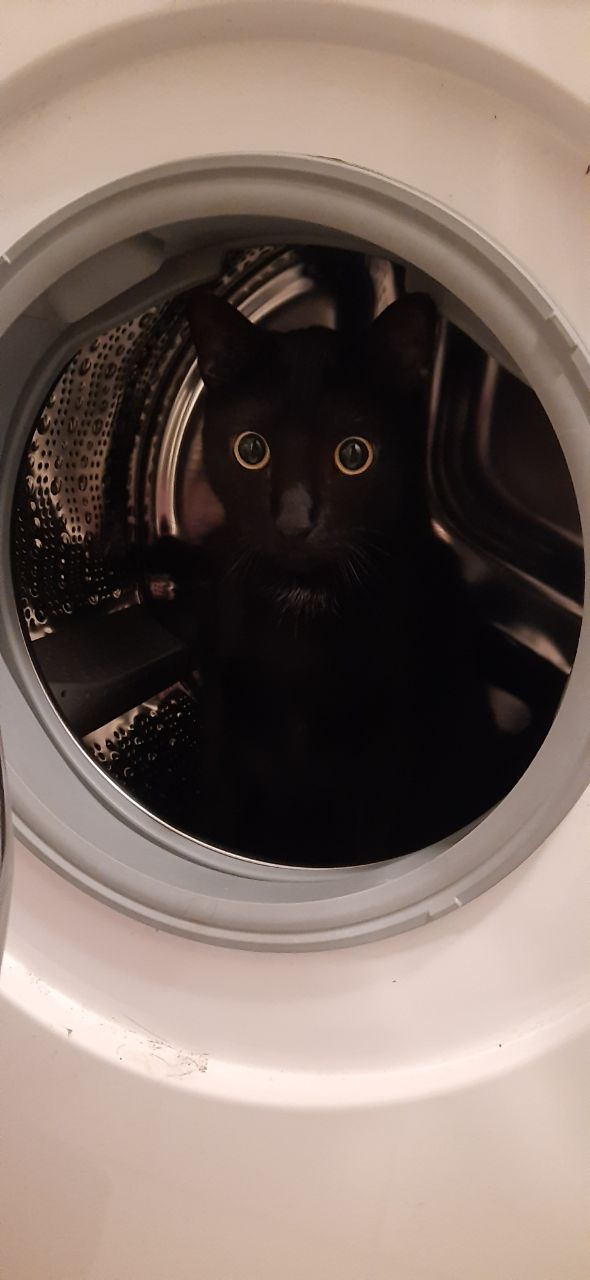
xmin=0 ymin=3 xmax=588 ymax=1276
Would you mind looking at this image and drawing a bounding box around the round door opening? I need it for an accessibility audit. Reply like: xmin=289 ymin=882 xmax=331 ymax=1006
xmin=11 ymin=244 xmax=583 ymax=868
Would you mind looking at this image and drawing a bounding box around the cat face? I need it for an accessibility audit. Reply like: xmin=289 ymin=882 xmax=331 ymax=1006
xmin=186 ymin=289 xmax=436 ymax=582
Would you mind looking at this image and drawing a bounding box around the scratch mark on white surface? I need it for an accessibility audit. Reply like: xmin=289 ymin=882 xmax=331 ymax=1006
xmin=147 ymin=1036 xmax=209 ymax=1077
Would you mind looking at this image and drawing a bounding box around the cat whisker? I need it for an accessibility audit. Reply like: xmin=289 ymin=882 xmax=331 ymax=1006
xmin=221 ymin=546 xmax=255 ymax=586
xmin=338 ymin=553 xmax=365 ymax=593
xmin=350 ymin=546 xmax=372 ymax=575
xmin=356 ymin=533 xmax=393 ymax=563
xmin=346 ymin=557 xmax=362 ymax=588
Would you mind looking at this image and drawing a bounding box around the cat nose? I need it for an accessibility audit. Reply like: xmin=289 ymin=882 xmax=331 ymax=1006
xmin=275 ymin=484 xmax=313 ymax=540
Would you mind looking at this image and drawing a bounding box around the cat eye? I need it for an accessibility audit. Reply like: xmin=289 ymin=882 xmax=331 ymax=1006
xmin=233 ymin=431 xmax=271 ymax=470
xmin=334 ymin=437 xmax=374 ymax=476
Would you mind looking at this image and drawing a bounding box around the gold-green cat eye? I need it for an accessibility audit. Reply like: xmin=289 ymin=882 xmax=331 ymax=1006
xmin=233 ymin=431 xmax=271 ymax=470
xmin=334 ymin=437 xmax=374 ymax=475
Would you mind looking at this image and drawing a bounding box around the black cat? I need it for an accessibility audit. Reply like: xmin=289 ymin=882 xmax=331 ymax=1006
xmin=152 ymin=287 xmax=519 ymax=864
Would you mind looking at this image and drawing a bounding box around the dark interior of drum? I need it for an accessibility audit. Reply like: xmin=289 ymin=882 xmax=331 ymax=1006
xmin=11 ymin=246 xmax=583 ymax=864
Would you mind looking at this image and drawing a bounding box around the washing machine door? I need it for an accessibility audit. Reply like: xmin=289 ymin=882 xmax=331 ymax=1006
xmin=0 ymin=730 xmax=12 ymax=963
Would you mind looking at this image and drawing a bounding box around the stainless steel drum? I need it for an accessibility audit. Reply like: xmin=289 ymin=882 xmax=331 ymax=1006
xmin=11 ymin=246 xmax=583 ymax=864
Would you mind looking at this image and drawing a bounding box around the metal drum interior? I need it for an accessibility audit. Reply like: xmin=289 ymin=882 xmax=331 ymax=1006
xmin=11 ymin=246 xmax=584 ymax=867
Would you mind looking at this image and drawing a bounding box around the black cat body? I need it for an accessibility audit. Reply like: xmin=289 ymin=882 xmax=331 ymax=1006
xmin=155 ymin=288 xmax=515 ymax=864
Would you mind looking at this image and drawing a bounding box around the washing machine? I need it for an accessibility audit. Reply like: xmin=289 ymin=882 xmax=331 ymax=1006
xmin=0 ymin=3 xmax=588 ymax=1277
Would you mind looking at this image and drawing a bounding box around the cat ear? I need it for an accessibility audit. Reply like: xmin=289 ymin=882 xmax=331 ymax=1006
xmin=185 ymin=291 xmax=268 ymax=391
xmin=366 ymin=293 xmax=437 ymax=393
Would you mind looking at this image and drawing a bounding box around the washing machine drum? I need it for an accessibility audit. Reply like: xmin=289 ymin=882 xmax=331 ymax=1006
xmin=11 ymin=244 xmax=583 ymax=869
